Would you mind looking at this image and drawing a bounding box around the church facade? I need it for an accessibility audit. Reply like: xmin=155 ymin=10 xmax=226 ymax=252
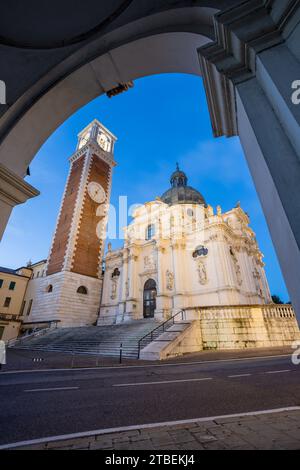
xmin=99 ymin=165 xmax=272 ymax=325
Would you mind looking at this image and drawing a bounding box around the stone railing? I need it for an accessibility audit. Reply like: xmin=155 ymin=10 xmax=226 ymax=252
xmin=185 ymin=304 xmax=296 ymax=321
xmin=192 ymin=305 xmax=253 ymax=320
xmin=6 ymin=320 xmax=60 ymax=347
xmin=260 ymin=304 xmax=295 ymax=319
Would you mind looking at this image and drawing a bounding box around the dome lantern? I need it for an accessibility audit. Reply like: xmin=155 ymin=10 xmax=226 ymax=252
xmin=161 ymin=164 xmax=206 ymax=206
xmin=170 ymin=163 xmax=188 ymax=188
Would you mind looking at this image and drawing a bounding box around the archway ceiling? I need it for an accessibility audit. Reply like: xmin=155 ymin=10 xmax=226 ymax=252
xmin=0 ymin=0 xmax=133 ymax=48
xmin=0 ymin=0 xmax=242 ymax=169
xmin=0 ymin=0 xmax=239 ymax=49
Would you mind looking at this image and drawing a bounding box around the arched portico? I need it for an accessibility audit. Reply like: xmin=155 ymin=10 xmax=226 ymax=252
xmin=0 ymin=0 xmax=300 ymax=318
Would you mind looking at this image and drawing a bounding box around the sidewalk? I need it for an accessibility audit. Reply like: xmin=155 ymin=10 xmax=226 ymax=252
xmin=1 ymin=346 xmax=294 ymax=372
xmin=3 ymin=408 xmax=300 ymax=450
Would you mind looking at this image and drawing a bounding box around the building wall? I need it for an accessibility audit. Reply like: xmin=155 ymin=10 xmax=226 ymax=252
xmin=0 ymin=320 xmax=20 ymax=342
xmin=25 ymin=271 xmax=102 ymax=327
xmin=22 ymin=261 xmax=47 ymax=321
xmin=0 ymin=268 xmax=31 ymax=341
xmin=0 ymin=270 xmax=31 ymax=316
xmin=71 ymin=155 xmax=110 ymax=277
xmin=47 ymin=155 xmax=85 ymax=276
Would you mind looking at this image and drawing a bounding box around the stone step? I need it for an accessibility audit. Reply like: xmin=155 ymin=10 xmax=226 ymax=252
xmin=11 ymin=319 xmax=190 ymax=359
xmin=11 ymin=319 xmax=159 ymax=358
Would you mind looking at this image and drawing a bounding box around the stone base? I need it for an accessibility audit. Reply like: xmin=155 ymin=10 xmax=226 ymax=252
xmin=140 ymin=305 xmax=300 ymax=360
xmin=26 ymin=271 xmax=102 ymax=327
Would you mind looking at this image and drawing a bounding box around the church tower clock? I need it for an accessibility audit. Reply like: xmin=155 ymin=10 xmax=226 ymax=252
xmin=37 ymin=119 xmax=117 ymax=326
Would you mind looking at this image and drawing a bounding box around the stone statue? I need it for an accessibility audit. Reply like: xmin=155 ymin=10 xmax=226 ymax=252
xmin=253 ymin=267 xmax=261 ymax=293
xmin=125 ymin=280 xmax=129 ymax=298
xmin=111 ymin=278 xmax=118 ymax=300
xmin=144 ymin=254 xmax=156 ymax=270
xmin=230 ymin=248 xmax=243 ymax=286
xmin=197 ymin=260 xmax=208 ymax=285
xmin=166 ymin=270 xmax=174 ymax=291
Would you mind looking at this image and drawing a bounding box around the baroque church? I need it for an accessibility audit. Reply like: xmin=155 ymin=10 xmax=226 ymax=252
xmin=16 ymin=119 xmax=299 ymax=356
xmin=99 ymin=164 xmax=271 ymax=325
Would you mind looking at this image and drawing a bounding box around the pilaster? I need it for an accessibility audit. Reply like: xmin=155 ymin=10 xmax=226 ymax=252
xmin=0 ymin=163 xmax=39 ymax=240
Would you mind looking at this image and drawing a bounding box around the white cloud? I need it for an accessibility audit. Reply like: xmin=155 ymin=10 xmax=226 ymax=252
xmin=179 ymin=137 xmax=252 ymax=188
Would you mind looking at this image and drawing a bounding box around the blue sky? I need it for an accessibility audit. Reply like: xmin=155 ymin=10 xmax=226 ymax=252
xmin=0 ymin=73 xmax=288 ymax=300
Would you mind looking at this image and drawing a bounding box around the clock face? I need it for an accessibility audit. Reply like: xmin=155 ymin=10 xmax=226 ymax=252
xmin=78 ymin=130 xmax=90 ymax=149
xmin=97 ymin=132 xmax=110 ymax=152
xmin=87 ymin=182 xmax=106 ymax=203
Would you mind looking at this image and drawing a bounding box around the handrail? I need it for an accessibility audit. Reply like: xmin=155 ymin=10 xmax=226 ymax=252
xmin=6 ymin=320 xmax=60 ymax=347
xmin=137 ymin=309 xmax=186 ymax=358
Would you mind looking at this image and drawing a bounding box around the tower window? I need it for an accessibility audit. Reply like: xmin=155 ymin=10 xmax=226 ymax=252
xmin=145 ymin=224 xmax=155 ymax=241
xmin=4 ymin=297 xmax=11 ymax=308
xmin=20 ymin=300 xmax=26 ymax=316
xmin=46 ymin=285 xmax=53 ymax=293
xmin=77 ymin=286 xmax=88 ymax=295
xmin=9 ymin=281 xmax=16 ymax=290
xmin=0 ymin=279 xmax=3 ymax=288
xmin=27 ymin=299 xmax=33 ymax=316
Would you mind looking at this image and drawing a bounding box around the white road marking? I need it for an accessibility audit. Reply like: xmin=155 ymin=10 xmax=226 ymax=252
xmin=114 ymin=377 xmax=213 ymax=387
xmin=0 ymin=354 xmax=291 ymax=375
xmin=265 ymin=370 xmax=291 ymax=375
xmin=24 ymin=386 xmax=79 ymax=393
xmin=0 ymin=406 xmax=299 ymax=450
xmin=228 ymin=374 xmax=252 ymax=378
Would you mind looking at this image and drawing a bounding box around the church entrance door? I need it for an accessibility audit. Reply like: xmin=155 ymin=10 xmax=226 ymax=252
xmin=143 ymin=279 xmax=157 ymax=318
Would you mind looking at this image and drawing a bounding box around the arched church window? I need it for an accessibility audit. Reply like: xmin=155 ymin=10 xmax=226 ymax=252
xmin=145 ymin=224 xmax=155 ymax=240
xmin=111 ymin=268 xmax=120 ymax=278
xmin=46 ymin=284 xmax=53 ymax=293
xmin=77 ymin=286 xmax=88 ymax=295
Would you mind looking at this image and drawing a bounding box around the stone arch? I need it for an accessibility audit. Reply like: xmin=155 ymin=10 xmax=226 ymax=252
xmin=77 ymin=285 xmax=88 ymax=295
xmin=0 ymin=1 xmax=300 ymax=319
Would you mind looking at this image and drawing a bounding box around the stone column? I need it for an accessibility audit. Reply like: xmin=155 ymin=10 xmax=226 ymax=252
xmin=125 ymin=246 xmax=139 ymax=320
xmin=155 ymin=241 xmax=169 ymax=321
xmin=171 ymin=241 xmax=185 ymax=312
xmin=198 ymin=0 xmax=300 ymax=318
xmin=118 ymin=248 xmax=129 ymax=321
xmin=236 ymin=78 xmax=300 ymax=316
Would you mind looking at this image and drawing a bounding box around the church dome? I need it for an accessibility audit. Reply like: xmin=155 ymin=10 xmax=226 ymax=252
xmin=160 ymin=164 xmax=206 ymax=206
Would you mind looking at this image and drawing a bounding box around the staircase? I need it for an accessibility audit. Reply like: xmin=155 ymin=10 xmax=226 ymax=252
xmin=10 ymin=320 xmax=159 ymax=359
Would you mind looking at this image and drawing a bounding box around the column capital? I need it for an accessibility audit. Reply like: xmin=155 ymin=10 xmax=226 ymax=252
xmin=198 ymin=0 xmax=299 ymax=137
xmin=156 ymin=240 xmax=169 ymax=253
xmin=0 ymin=162 xmax=39 ymax=207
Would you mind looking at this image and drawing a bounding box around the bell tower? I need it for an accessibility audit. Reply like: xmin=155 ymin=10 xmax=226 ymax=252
xmin=47 ymin=120 xmax=116 ymax=278
xmin=33 ymin=120 xmax=117 ymax=327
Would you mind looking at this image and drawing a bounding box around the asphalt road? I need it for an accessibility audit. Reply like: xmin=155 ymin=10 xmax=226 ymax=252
xmin=1 ymin=354 xmax=300 ymax=445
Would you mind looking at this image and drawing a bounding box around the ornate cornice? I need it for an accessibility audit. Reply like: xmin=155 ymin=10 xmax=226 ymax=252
xmin=198 ymin=0 xmax=300 ymax=137
xmin=69 ymin=140 xmax=116 ymax=167
xmin=0 ymin=163 xmax=39 ymax=206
